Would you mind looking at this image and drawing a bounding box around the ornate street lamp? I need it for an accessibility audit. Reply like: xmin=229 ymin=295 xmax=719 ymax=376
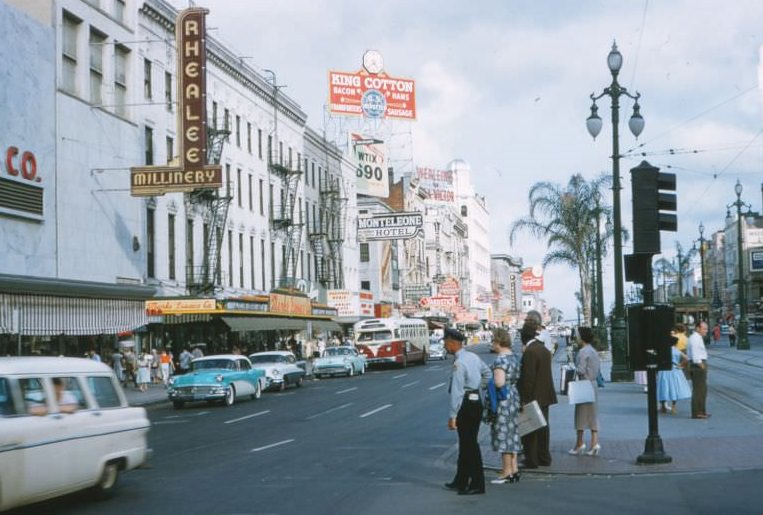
xmin=727 ymin=180 xmax=752 ymax=349
xmin=587 ymin=41 xmax=644 ymax=381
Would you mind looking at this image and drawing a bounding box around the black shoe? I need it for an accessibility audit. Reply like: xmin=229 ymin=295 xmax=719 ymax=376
xmin=457 ymin=488 xmax=485 ymax=495
xmin=444 ymin=482 xmax=459 ymax=490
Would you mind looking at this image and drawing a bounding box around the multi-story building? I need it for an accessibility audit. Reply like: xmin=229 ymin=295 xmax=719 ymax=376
xmin=490 ymin=254 xmax=523 ymax=324
xmin=449 ymin=159 xmax=491 ymax=319
xmin=0 ymin=0 xmax=357 ymax=356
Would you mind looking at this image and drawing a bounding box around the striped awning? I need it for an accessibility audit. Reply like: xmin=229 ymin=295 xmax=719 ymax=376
xmin=0 ymin=293 xmax=149 ymax=336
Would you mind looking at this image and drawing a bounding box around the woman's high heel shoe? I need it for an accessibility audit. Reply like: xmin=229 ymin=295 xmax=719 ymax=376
xmin=508 ymin=472 xmax=521 ymax=483
xmin=568 ymin=444 xmax=586 ymax=455
xmin=586 ymin=444 xmax=601 ymax=456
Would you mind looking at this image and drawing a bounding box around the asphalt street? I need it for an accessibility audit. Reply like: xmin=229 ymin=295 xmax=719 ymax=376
xmin=10 ymin=336 xmax=763 ymax=515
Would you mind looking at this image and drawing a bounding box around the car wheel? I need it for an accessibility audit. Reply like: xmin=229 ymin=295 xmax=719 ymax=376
xmin=224 ymin=385 xmax=236 ymax=406
xmin=172 ymin=400 xmax=185 ymax=410
xmin=252 ymin=381 xmax=262 ymax=400
xmin=348 ymin=366 xmax=354 ymax=377
xmin=296 ymin=376 xmax=303 ymax=388
xmin=92 ymin=461 xmax=119 ymax=499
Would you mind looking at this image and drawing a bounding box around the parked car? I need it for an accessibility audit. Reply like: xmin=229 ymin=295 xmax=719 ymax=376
xmin=167 ymin=355 xmax=265 ymax=409
xmin=248 ymin=351 xmax=306 ymax=391
xmin=427 ymin=338 xmax=446 ymax=360
xmin=0 ymin=357 xmax=150 ymax=511
xmin=313 ymin=346 xmax=367 ymax=378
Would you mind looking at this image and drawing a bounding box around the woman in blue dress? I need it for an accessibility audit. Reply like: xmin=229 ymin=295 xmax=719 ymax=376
xmin=657 ymin=336 xmax=692 ymax=415
xmin=488 ymin=328 xmax=522 ymax=484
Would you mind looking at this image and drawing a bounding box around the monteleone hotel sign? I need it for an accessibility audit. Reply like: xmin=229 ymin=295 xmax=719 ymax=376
xmin=130 ymin=7 xmax=222 ymax=196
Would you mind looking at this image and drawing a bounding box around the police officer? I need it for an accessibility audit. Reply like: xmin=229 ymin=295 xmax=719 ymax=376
xmin=443 ymin=327 xmax=491 ymax=495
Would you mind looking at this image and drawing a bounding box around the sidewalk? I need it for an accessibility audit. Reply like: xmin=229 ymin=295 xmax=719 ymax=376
xmin=124 ymin=382 xmax=172 ymax=406
xmin=479 ymin=342 xmax=763 ymax=476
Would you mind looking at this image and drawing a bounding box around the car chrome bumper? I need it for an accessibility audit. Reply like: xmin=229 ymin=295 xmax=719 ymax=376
xmin=366 ymin=357 xmax=398 ymax=364
xmin=168 ymin=386 xmax=226 ymax=401
xmin=314 ymin=366 xmax=350 ymax=374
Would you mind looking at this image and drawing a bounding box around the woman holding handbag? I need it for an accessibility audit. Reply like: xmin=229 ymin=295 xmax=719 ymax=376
xmin=568 ymin=327 xmax=602 ymax=456
xmin=487 ymin=328 xmax=522 ymax=484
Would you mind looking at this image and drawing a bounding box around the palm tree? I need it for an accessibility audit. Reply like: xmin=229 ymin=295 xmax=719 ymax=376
xmin=654 ymin=242 xmax=697 ymax=300
xmin=509 ymin=173 xmax=612 ymax=325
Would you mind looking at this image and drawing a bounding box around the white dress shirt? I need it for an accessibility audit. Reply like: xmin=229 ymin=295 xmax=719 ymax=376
xmin=687 ymin=331 xmax=708 ymax=364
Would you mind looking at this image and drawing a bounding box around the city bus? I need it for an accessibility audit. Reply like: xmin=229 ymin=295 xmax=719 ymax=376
xmin=354 ymin=318 xmax=429 ymax=368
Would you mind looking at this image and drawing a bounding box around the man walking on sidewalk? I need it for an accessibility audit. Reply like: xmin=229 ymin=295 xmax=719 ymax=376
xmin=687 ymin=321 xmax=710 ymax=419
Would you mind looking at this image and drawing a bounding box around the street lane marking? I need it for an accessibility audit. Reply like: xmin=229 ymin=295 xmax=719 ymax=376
xmin=402 ymin=381 xmax=420 ymax=388
xmin=429 ymin=382 xmax=446 ymax=390
xmin=251 ymin=439 xmax=295 ymax=452
xmin=306 ymin=402 xmax=353 ymax=420
xmin=336 ymin=387 xmax=358 ymax=394
xmin=392 ymin=373 xmax=408 ymax=379
xmin=154 ymin=419 xmax=190 ymax=425
xmin=360 ymin=404 xmax=392 ymax=418
xmin=224 ymin=410 xmax=270 ymax=424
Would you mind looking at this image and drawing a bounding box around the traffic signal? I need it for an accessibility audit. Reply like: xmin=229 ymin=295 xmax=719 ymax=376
xmin=631 ymin=160 xmax=677 ymax=254
xmin=626 ymin=304 xmax=674 ymax=371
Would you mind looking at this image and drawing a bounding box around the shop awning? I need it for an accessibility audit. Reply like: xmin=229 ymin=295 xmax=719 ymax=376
xmin=0 ymin=293 xmax=149 ymax=336
xmin=222 ymin=316 xmax=341 ymax=333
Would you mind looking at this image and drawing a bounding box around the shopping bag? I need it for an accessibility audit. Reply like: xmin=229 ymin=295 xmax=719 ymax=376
xmin=559 ymin=365 xmax=575 ymax=395
xmin=567 ymin=379 xmax=595 ymax=404
xmin=518 ymin=400 xmax=547 ymax=437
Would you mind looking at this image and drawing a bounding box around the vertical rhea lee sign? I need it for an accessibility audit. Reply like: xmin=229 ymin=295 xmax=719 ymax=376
xmin=130 ymin=7 xmax=222 ymax=196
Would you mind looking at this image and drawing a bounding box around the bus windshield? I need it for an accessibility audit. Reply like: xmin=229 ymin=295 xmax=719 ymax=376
xmin=357 ymin=330 xmax=393 ymax=342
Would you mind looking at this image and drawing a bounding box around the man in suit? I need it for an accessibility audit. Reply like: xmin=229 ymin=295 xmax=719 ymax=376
xmin=518 ymin=319 xmax=558 ymax=468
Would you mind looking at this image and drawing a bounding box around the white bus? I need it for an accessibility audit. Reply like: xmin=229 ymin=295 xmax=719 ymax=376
xmin=353 ymin=318 xmax=429 ymax=367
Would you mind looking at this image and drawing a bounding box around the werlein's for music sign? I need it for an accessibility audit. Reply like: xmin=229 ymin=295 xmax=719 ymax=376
xmin=130 ymin=7 xmax=222 ymax=196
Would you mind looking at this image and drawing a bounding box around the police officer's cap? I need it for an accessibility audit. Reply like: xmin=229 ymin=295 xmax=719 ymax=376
xmin=443 ymin=327 xmax=465 ymax=343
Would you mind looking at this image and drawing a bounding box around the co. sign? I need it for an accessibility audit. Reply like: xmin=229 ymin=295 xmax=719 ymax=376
xmin=5 ymin=146 xmax=41 ymax=183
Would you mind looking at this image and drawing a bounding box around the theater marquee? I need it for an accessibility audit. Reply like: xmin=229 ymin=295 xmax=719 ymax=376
xmin=131 ymin=7 xmax=222 ymax=197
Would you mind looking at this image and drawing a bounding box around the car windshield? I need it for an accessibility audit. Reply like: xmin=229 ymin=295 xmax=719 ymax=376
xmin=357 ymin=330 xmax=392 ymax=342
xmin=249 ymin=354 xmax=286 ymax=364
xmin=325 ymin=347 xmax=353 ymax=357
xmin=193 ymin=359 xmax=236 ymax=371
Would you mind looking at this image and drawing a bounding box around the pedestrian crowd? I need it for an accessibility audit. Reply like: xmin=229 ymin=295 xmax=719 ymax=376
xmin=443 ymin=312 xmax=717 ymax=496
xmin=443 ymin=314 xmax=569 ymax=495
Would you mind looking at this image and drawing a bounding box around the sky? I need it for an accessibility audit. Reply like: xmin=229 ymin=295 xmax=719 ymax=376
xmin=169 ymin=0 xmax=763 ymax=321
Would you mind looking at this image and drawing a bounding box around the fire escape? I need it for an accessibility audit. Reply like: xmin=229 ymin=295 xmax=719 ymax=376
xmin=270 ymin=149 xmax=303 ymax=288
xmin=185 ymin=125 xmax=230 ymax=295
xmin=309 ymin=172 xmax=346 ymax=289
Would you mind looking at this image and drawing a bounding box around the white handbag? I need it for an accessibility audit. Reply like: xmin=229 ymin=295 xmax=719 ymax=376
xmin=567 ymin=379 xmax=595 ymax=404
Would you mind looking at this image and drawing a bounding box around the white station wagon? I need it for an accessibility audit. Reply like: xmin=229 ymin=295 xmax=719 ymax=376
xmin=0 ymin=357 xmax=151 ymax=511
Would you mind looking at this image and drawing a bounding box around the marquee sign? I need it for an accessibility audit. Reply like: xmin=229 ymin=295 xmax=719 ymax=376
xmin=131 ymin=7 xmax=222 ymax=196
xmin=357 ymin=212 xmax=423 ymax=241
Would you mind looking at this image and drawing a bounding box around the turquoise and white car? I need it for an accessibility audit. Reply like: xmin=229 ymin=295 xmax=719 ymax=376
xmin=313 ymin=346 xmax=366 ymax=378
xmin=167 ymin=355 xmax=265 ymax=409
xmin=248 ymin=351 xmax=306 ymax=391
